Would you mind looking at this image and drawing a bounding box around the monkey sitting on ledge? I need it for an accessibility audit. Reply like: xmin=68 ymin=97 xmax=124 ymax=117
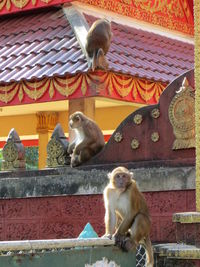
xmin=86 ymin=19 xmax=112 ymax=71
xmin=68 ymin=111 xmax=105 ymax=167
xmin=103 ymin=166 xmax=154 ymax=267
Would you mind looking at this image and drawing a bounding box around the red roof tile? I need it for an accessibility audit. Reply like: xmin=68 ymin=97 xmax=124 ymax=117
xmin=0 ymin=7 xmax=194 ymax=85
xmin=0 ymin=7 xmax=89 ymax=84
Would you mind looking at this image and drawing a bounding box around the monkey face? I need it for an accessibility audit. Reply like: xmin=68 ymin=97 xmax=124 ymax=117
xmin=113 ymin=172 xmax=131 ymax=189
xmin=69 ymin=112 xmax=83 ymax=129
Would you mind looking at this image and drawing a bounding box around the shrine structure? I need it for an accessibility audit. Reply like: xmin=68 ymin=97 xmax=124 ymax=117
xmin=0 ymin=0 xmax=194 ymax=168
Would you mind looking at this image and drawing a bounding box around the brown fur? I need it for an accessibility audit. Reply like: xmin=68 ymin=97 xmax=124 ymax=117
xmin=103 ymin=166 xmax=154 ymax=267
xmin=68 ymin=111 xmax=105 ymax=167
xmin=86 ymin=19 xmax=112 ymax=71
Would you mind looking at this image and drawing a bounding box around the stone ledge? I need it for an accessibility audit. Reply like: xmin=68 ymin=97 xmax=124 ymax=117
xmin=0 ymin=165 xmax=195 ymax=199
xmin=173 ymin=212 xmax=200 ymax=223
xmin=154 ymin=243 xmax=200 ymax=259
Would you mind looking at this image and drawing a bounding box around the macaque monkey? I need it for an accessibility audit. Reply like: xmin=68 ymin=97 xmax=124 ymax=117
xmin=68 ymin=111 xmax=105 ymax=167
xmin=86 ymin=19 xmax=112 ymax=71
xmin=103 ymin=167 xmax=154 ymax=267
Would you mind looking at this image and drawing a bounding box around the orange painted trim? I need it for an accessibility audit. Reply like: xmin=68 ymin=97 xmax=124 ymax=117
xmin=0 ymin=71 xmax=167 ymax=106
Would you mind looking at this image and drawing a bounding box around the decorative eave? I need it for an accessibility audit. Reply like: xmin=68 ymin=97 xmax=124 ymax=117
xmin=79 ymin=0 xmax=194 ymax=36
xmin=0 ymin=71 xmax=167 ymax=106
xmin=0 ymin=0 xmax=194 ymax=37
xmin=0 ymin=0 xmax=73 ymax=15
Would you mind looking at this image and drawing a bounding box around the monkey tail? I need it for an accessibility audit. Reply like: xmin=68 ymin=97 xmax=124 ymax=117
xmin=142 ymin=236 xmax=154 ymax=267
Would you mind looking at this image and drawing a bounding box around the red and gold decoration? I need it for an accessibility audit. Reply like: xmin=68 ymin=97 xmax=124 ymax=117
xmin=0 ymin=71 xmax=167 ymax=106
xmin=168 ymin=77 xmax=195 ymax=150
xmin=80 ymin=0 xmax=194 ymax=35
xmin=194 ymin=0 xmax=200 ymax=211
xmin=0 ymin=0 xmax=194 ymax=36
xmin=0 ymin=0 xmax=72 ymax=15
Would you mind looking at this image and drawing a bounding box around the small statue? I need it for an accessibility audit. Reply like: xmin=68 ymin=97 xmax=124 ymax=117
xmin=2 ymin=128 xmax=25 ymax=171
xmin=47 ymin=123 xmax=70 ymax=168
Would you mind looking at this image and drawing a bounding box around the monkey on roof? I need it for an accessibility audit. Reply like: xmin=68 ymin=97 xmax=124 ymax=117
xmin=86 ymin=19 xmax=112 ymax=71
xmin=103 ymin=166 xmax=154 ymax=267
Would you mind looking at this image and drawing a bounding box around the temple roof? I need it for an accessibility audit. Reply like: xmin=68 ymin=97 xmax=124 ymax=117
xmin=0 ymin=6 xmax=194 ymax=85
xmin=0 ymin=7 xmax=88 ymax=84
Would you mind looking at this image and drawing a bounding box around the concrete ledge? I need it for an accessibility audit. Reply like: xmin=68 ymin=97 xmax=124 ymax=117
xmin=0 ymin=238 xmax=114 ymax=252
xmin=154 ymin=243 xmax=200 ymax=259
xmin=173 ymin=212 xmax=200 ymax=223
xmin=0 ymin=165 xmax=195 ymax=198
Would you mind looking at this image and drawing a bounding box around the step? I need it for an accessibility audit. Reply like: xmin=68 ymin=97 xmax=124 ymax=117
xmin=173 ymin=212 xmax=200 ymax=246
xmin=154 ymin=243 xmax=200 ymax=259
xmin=154 ymin=243 xmax=200 ymax=267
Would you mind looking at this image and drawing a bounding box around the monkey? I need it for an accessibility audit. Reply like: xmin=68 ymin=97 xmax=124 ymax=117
xmin=67 ymin=111 xmax=105 ymax=167
xmin=103 ymin=166 xmax=154 ymax=267
xmin=85 ymin=19 xmax=112 ymax=71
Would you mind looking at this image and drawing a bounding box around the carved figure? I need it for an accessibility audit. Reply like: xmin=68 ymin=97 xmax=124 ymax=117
xmin=2 ymin=128 xmax=25 ymax=170
xmin=47 ymin=123 xmax=70 ymax=167
xmin=68 ymin=111 xmax=105 ymax=167
xmin=86 ymin=19 xmax=112 ymax=71
xmin=103 ymin=166 xmax=153 ymax=267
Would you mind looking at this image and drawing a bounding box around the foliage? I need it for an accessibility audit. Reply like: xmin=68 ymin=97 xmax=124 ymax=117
xmin=25 ymin=146 xmax=38 ymax=170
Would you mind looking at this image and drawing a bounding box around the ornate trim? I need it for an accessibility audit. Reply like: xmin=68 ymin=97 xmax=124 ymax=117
xmin=0 ymin=72 xmax=167 ymax=106
xmin=36 ymin=112 xmax=58 ymax=133
xmin=0 ymin=0 xmax=71 ymax=14
xmin=194 ymin=0 xmax=200 ymax=211
xmin=80 ymin=0 xmax=194 ymax=36
xmin=151 ymin=108 xmax=160 ymax=119
xmin=114 ymin=132 xmax=123 ymax=142
xmin=168 ymin=77 xmax=195 ymax=150
xmin=131 ymin=138 xmax=140 ymax=149
xmin=151 ymin=132 xmax=159 ymax=142
xmin=133 ymin=114 xmax=143 ymax=125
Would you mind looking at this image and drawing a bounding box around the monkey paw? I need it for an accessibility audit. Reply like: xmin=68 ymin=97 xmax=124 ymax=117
xmin=114 ymin=234 xmax=134 ymax=252
xmin=102 ymin=234 xmax=112 ymax=239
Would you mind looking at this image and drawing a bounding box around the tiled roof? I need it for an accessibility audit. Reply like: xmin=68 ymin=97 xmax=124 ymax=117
xmin=0 ymin=7 xmax=194 ymax=85
xmin=85 ymin=14 xmax=194 ymax=83
xmin=0 ymin=7 xmax=89 ymax=84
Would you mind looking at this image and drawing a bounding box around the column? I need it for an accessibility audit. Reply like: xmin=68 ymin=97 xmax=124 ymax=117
xmin=36 ymin=112 xmax=58 ymax=169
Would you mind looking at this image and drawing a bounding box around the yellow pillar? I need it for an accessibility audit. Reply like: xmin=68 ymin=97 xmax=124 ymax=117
xmin=36 ymin=112 xmax=58 ymax=169
xmin=194 ymin=0 xmax=200 ymax=211
xmin=68 ymin=98 xmax=95 ymax=141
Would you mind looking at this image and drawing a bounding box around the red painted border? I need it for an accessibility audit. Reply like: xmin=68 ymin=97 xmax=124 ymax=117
xmin=0 ymin=139 xmax=38 ymax=148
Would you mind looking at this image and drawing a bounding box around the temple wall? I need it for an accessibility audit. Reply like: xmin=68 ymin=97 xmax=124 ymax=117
xmin=0 ymin=190 xmax=196 ymax=242
xmin=0 ymin=166 xmax=195 ymax=243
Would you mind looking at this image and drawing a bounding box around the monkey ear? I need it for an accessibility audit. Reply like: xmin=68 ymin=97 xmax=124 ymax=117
xmin=129 ymin=172 xmax=134 ymax=179
xmin=107 ymin=172 xmax=112 ymax=179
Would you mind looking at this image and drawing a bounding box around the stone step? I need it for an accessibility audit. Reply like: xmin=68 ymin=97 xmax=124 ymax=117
xmin=173 ymin=212 xmax=200 ymax=246
xmin=154 ymin=243 xmax=200 ymax=267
